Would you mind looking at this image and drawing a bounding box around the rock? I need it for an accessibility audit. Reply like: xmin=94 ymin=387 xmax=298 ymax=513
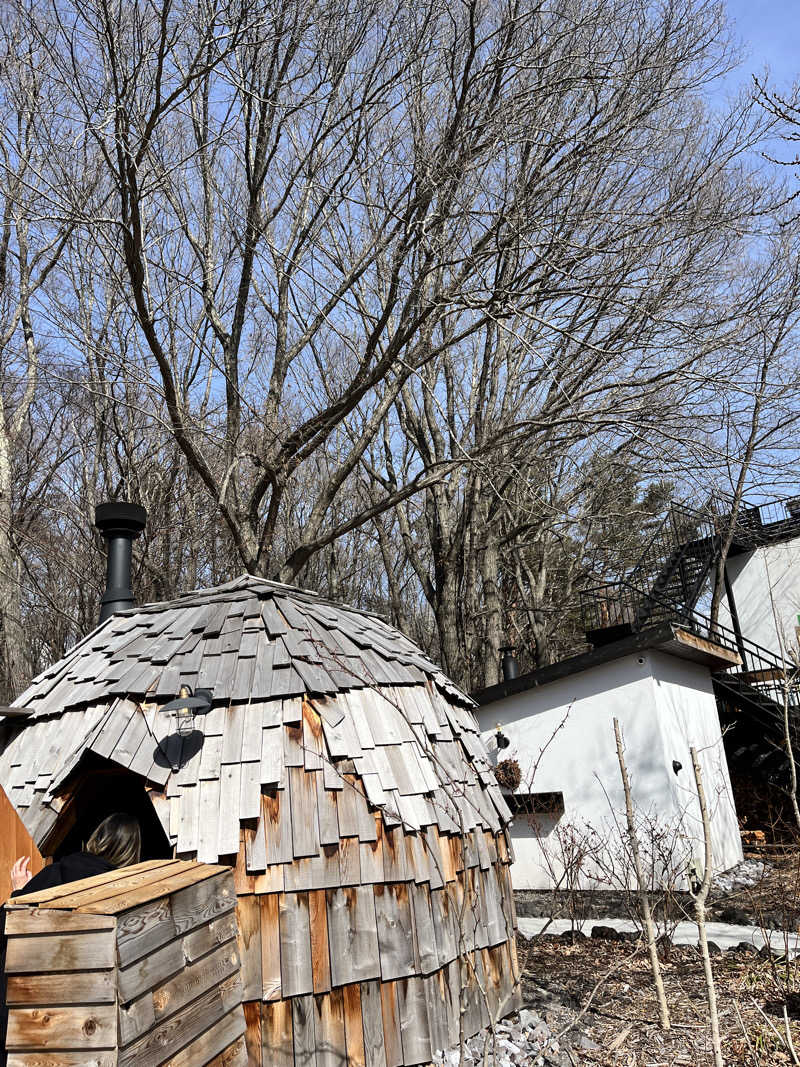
xmin=559 ymin=928 xmax=587 ymax=941
xmin=735 ymin=941 xmax=759 ymax=955
xmin=717 ymin=905 xmax=752 ymax=925
xmin=576 ymin=1033 xmax=602 ymax=1050
xmin=591 ymin=924 xmax=625 ymax=941
xmin=518 ymin=1008 xmax=541 ymax=1028
xmin=705 ymin=940 xmax=722 ymax=955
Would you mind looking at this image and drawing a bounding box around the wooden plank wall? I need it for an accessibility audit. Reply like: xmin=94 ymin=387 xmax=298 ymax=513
xmin=3 ymin=861 xmax=248 ymax=1066
xmin=233 ymin=821 xmax=521 ymax=1067
xmin=0 ymin=782 xmax=43 ymax=905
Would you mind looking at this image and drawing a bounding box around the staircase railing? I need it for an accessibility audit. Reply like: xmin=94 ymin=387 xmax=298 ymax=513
xmin=580 ymin=577 xmax=800 ymax=740
xmin=599 ymin=503 xmax=718 ymax=630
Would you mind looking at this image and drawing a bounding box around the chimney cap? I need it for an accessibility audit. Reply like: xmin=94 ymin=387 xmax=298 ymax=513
xmin=94 ymin=501 xmax=147 ymax=538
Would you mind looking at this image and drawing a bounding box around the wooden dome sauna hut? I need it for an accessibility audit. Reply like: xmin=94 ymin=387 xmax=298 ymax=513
xmin=0 ymin=503 xmax=520 ymax=1066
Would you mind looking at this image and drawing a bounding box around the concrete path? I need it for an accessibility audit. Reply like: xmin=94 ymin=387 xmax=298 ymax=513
xmin=517 ymin=915 xmax=800 ymax=956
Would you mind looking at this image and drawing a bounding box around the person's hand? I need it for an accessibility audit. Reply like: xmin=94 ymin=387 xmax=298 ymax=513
xmin=10 ymin=856 xmax=31 ymax=891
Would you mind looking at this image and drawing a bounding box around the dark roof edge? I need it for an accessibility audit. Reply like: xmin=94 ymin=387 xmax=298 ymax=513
xmin=472 ymin=622 xmax=738 ymax=706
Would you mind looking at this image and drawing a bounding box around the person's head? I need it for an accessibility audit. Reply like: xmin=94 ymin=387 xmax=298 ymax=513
xmin=86 ymin=812 xmax=142 ymax=868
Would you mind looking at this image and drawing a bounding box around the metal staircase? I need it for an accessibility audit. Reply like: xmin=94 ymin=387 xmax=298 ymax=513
xmin=579 ymin=496 xmax=800 ymax=783
xmin=627 ymin=504 xmax=719 ymax=629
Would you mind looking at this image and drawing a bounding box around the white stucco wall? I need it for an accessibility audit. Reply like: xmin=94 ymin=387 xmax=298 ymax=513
xmin=720 ymin=540 xmax=800 ymax=658
xmin=476 ymin=651 xmax=742 ymax=890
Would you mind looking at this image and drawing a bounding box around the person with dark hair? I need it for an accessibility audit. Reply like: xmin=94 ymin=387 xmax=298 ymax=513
xmin=0 ymin=813 xmax=143 ymax=1066
xmin=10 ymin=812 xmax=142 ymax=896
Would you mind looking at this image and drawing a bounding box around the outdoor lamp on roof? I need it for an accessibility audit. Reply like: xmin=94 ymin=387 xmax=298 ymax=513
xmin=160 ymin=685 xmax=213 ymax=736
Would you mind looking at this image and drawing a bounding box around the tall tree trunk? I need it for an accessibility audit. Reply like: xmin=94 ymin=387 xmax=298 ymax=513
xmin=481 ymin=524 xmax=503 ymax=687
xmin=0 ymin=428 xmax=27 ymax=700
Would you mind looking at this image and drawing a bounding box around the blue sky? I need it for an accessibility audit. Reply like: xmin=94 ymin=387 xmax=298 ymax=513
xmin=724 ymin=0 xmax=799 ymax=93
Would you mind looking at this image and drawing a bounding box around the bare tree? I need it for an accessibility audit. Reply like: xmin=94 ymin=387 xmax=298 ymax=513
xmin=0 ymin=8 xmax=84 ymax=696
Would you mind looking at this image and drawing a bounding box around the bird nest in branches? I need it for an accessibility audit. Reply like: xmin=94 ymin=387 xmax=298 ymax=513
xmin=494 ymin=758 xmax=521 ymax=791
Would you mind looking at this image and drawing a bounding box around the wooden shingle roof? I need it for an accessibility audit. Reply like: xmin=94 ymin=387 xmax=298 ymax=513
xmin=0 ymin=576 xmax=510 ymax=859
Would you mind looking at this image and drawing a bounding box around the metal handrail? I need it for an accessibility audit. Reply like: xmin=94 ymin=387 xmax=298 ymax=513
xmin=581 ymin=577 xmax=798 ymax=689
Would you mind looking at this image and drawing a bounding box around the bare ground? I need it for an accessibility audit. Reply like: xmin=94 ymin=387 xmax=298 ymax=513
xmin=518 ymin=933 xmax=800 ymax=1065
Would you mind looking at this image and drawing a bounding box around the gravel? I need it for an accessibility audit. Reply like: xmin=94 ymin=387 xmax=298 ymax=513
xmin=430 ymin=1007 xmax=595 ymax=1066
xmin=712 ymin=859 xmax=769 ymax=893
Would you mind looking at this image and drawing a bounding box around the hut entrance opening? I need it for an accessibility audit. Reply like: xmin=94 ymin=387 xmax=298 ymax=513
xmin=43 ymin=754 xmax=171 ymax=861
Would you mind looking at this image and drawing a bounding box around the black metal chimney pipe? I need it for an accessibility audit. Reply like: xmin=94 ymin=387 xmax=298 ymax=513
xmin=94 ymin=501 xmax=147 ymax=623
xmin=500 ymin=646 xmax=519 ymax=682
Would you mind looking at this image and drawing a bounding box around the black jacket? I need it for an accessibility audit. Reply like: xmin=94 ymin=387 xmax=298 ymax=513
xmin=11 ymin=851 xmax=115 ymax=897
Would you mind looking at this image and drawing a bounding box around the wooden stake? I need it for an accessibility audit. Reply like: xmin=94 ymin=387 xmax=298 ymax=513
xmin=690 ymin=746 xmax=724 ymax=1067
xmin=613 ymin=718 xmax=670 ymax=1031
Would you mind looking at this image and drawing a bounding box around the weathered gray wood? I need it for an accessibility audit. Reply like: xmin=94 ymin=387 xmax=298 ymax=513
xmin=115 ymin=894 xmax=176 ymax=967
xmin=409 ymin=882 xmax=438 ymax=974
xmin=356 ymin=981 xmax=386 ymax=1067
xmin=283 ymin=723 xmax=305 ymax=767
xmin=316 ymin=775 xmax=339 ymax=846
xmin=164 ymin=1006 xmax=248 ymax=1067
xmin=374 ymin=884 xmax=416 ymax=981
xmin=177 ymin=783 xmax=200 ymax=854
xmin=396 ymin=976 xmax=432 ymax=1066
xmin=246 ymin=812 xmax=268 ymax=872
xmin=240 ymin=760 xmax=262 ymax=821
xmin=288 ymin=767 xmax=320 ymax=858
xmin=148 ymin=940 xmax=240 ymax=1025
xmin=236 ymin=894 xmax=262 ymax=1002
xmin=198 ymin=777 xmax=221 ymax=862
xmin=278 ymin=891 xmax=313 ymax=998
xmin=260 ymin=725 xmax=284 ymax=786
xmin=171 ymin=870 xmax=237 ymax=936
xmin=338 ymin=835 xmax=360 ymax=887
xmin=326 ymin=887 xmax=381 ymax=986
xmin=119 ymin=971 xmax=243 ymax=1067
xmin=5 ymin=931 xmax=115 ymax=974
xmin=182 ymin=909 xmax=238 ymax=963
xmin=118 ymin=936 xmax=185 ymax=1002
xmin=336 ymin=775 xmax=375 ymax=841
xmin=291 ymin=994 xmax=317 ymax=1067
xmin=218 ymin=762 xmax=243 ymax=856
xmin=263 ymin=787 xmax=294 ymax=866
xmin=118 ymin=990 xmax=156 ymax=1046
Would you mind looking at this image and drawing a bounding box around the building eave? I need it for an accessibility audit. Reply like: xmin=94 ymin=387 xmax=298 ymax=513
xmin=473 ymin=622 xmax=741 ymax=707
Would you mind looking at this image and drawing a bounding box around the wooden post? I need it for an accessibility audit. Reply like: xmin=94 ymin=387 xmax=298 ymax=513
xmin=0 ymin=784 xmax=42 ymax=905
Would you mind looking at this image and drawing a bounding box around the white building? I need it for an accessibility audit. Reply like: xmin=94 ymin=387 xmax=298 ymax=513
xmin=474 ymin=627 xmax=743 ymax=891
xmin=720 ymin=538 xmax=800 ymax=659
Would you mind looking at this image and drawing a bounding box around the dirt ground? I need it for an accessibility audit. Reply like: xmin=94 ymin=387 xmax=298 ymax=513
xmin=709 ymin=851 xmax=800 ymax=929
xmin=519 ymin=933 xmax=800 ymax=1065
